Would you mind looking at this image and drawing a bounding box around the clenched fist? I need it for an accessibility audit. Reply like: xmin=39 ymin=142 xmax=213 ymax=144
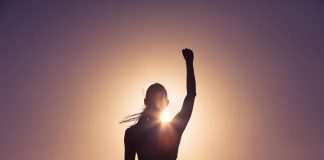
xmin=182 ymin=48 xmax=194 ymax=62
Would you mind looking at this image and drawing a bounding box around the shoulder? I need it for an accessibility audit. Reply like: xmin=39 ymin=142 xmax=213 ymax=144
xmin=124 ymin=126 xmax=138 ymax=145
xmin=125 ymin=126 xmax=132 ymax=136
xmin=124 ymin=126 xmax=136 ymax=140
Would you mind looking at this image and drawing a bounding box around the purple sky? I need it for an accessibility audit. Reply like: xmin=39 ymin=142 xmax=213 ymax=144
xmin=1 ymin=1 xmax=324 ymax=160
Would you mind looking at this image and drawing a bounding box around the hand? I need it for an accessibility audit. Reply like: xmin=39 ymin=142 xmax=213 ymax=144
xmin=182 ymin=48 xmax=194 ymax=62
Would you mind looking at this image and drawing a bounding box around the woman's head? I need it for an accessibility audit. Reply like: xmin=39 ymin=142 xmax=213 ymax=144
xmin=144 ymin=83 xmax=169 ymax=112
xmin=119 ymin=83 xmax=169 ymax=125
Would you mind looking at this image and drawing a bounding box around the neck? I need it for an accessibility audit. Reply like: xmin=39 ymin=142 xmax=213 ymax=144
xmin=138 ymin=107 xmax=161 ymax=124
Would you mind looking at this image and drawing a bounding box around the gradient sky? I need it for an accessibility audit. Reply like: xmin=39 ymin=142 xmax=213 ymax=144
xmin=1 ymin=1 xmax=324 ymax=160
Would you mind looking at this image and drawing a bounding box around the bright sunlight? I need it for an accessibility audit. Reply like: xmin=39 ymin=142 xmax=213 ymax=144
xmin=160 ymin=109 xmax=172 ymax=123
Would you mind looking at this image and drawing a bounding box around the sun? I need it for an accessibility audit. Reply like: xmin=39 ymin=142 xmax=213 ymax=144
xmin=160 ymin=109 xmax=172 ymax=123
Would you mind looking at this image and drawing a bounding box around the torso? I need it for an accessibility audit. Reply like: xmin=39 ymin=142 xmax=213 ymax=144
xmin=126 ymin=120 xmax=184 ymax=160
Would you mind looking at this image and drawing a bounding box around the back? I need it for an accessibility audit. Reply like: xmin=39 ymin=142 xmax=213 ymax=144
xmin=124 ymin=119 xmax=186 ymax=160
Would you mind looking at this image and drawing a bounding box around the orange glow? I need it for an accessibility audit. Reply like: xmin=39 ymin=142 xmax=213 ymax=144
xmin=3 ymin=1 xmax=321 ymax=160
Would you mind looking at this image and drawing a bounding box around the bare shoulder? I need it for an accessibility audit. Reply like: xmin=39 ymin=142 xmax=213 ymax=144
xmin=124 ymin=125 xmax=138 ymax=145
xmin=125 ymin=125 xmax=136 ymax=137
xmin=125 ymin=126 xmax=132 ymax=134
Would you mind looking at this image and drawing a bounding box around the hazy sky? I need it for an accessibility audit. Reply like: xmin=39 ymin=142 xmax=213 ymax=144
xmin=1 ymin=1 xmax=324 ymax=160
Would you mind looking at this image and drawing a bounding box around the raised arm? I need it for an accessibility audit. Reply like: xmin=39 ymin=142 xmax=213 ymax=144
xmin=172 ymin=48 xmax=196 ymax=132
xmin=183 ymin=48 xmax=196 ymax=97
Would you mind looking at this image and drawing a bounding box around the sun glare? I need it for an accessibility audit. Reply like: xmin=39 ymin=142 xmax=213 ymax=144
xmin=160 ymin=109 xmax=172 ymax=123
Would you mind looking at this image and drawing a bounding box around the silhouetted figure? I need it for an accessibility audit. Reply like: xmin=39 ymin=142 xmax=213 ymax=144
xmin=121 ymin=48 xmax=196 ymax=160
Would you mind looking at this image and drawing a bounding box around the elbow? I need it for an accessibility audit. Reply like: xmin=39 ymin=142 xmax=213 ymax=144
xmin=187 ymin=92 xmax=196 ymax=97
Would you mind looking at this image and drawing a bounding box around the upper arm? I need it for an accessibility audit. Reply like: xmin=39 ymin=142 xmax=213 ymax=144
xmin=171 ymin=93 xmax=196 ymax=133
xmin=124 ymin=129 xmax=136 ymax=160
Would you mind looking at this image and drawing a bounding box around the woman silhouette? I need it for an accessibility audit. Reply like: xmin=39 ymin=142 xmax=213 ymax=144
xmin=121 ymin=48 xmax=196 ymax=160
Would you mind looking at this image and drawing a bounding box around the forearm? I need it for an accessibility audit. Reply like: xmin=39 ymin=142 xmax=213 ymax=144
xmin=186 ymin=60 xmax=196 ymax=96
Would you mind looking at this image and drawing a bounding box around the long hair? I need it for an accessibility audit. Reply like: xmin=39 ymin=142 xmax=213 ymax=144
xmin=120 ymin=83 xmax=167 ymax=125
